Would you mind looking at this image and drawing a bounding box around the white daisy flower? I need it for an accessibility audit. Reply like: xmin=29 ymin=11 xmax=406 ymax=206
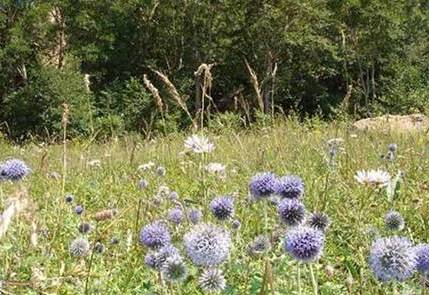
xmin=355 ymin=169 xmax=391 ymax=187
xmin=184 ymin=135 xmax=214 ymax=154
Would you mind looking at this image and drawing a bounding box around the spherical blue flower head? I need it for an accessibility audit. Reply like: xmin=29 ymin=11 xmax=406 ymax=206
xmin=210 ymin=196 xmax=234 ymax=220
xmin=138 ymin=178 xmax=149 ymax=190
xmin=388 ymin=143 xmax=398 ymax=153
xmin=369 ymin=236 xmax=417 ymax=282
xmin=275 ymin=175 xmax=304 ymax=200
xmin=384 ymin=211 xmax=404 ymax=231
xmin=75 ymin=205 xmax=84 ymax=215
xmin=139 ymin=221 xmax=171 ymax=249
xmin=153 ymin=245 xmax=180 ymax=270
xmin=161 ymin=255 xmax=188 ymax=282
xmin=249 ymin=172 xmax=278 ymax=199
xmin=248 ymin=234 xmax=271 ymax=255
xmin=415 ymin=244 xmax=429 ymax=274
xmin=168 ymin=207 xmax=184 ymax=224
xmin=284 ymin=226 xmax=324 ymax=263
xmin=189 ymin=208 xmax=203 ymax=224
xmin=277 ymin=199 xmax=306 ymax=226
xmin=0 ymin=159 xmax=30 ymax=181
xmin=144 ymin=252 xmax=157 ymax=269
xmin=231 ymin=219 xmax=241 ymax=230
xmin=198 ymin=268 xmax=226 ymax=293
xmin=184 ymin=223 xmax=231 ymax=267
xmin=307 ymin=212 xmax=331 ymax=232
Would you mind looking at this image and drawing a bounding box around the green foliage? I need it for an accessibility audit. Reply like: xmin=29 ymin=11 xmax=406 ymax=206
xmin=0 ymin=0 xmax=428 ymax=139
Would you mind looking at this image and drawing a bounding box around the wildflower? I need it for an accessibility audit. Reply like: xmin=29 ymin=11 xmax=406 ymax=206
xmin=277 ymin=199 xmax=306 ymax=227
xmin=138 ymin=161 xmax=156 ymax=171
xmin=138 ymin=178 xmax=149 ymax=190
xmin=94 ymin=242 xmax=105 ymax=254
xmin=210 ymin=196 xmax=234 ymax=220
xmin=145 ymin=252 xmax=157 ymax=269
xmin=384 ymin=211 xmax=404 ymax=231
xmin=184 ymin=223 xmax=231 ymax=267
xmin=110 ymin=237 xmax=119 ymax=245
xmin=78 ymin=222 xmax=92 ymax=234
xmin=168 ymin=207 xmax=184 ymax=224
xmin=248 ymin=235 xmax=271 ymax=256
xmin=307 ymin=212 xmax=331 ymax=232
xmin=75 ymin=205 xmax=84 ymax=215
xmin=184 ymin=134 xmax=214 ymax=153
xmin=69 ymin=238 xmax=90 ymax=257
xmin=156 ymin=166 xmax=166 ymax=177
xmin=231 ymin=219 xmax=241 ymax=230
xmin=0 ymin=159 xmax=31 ymax=181
xmin=355 ymin=169 xmax=390 ymax=187
xmin=65 ymin=194 xmax=74 ymax=203
xmin=161 ymin=255 xmax=188 ymax=282
xmin=369 ymin=236 xmax=417 ymax=282
xmin=152 ymin=245 xmax=180 ymax=270
xmin=388 ymin=143 xmax=398 ymax=153
xmin=415 ymin=244 xmax=429 ymax=274
xmin=140 ymin=221 xmax=171 ymax=249
xmin=188 ymin=208 xmax=203 ymax=224
xmin=284 ymin=226 xmax=324 ymax=263
xmin=198 ymin=268 xmax=226 ymax=293
xmin=249 ymin=172 xmax=278 ymax=200
xmin=169 ymin=191 xmax=179 ymax=201
xmin=157 ymin=185 xmax=170 ymax=198
xmin=276 ymin=175 xmax=304 ymax=200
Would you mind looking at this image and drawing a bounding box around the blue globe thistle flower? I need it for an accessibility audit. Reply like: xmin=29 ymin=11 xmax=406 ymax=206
xmin=69 ymin=238 xmax=90 ymax=257
xmin=277 ymin=199 xmax=306 ymax=226
xmin=384 ymin=211 xmax=404 ymax=231
xmin=275 ymin=175 xmax=304 ymax=200
xmin=198 ymin=268 xmax=226 ymax=293
xmin=145 ymin=252 xmax=157 ymax=269
xmin=231 ymin=219 xmax=241 ymax=230
xmin=161 ymin=255 xmax=188 ymax=282
xmin=78 ymin=222 xmax=92 ymax=234
xmin=284 ymin=226 xmax=324 ymax=263
xmin=156 ymin=166 xmax=166 ymax=177
xmin=169 ymin=191 xmax=179 ymax=201
xmin=248 ymin=234 xmax=271 ymax=256
xmin=94 ymin=242 xmax=105 ymax=254
xmin=188 ymin=208 xmax=203 ymax=224
xmin=138 ymin=178 xmax=149 ymax=190
xmin=249 ymin=172 xmax=278 ymax=200
xmin=388 ymin=143 xmax=398 ymax=153
xmin=210 ymin=196 xmax=234 ymax=220
xmin=168 ymin=207 xmax=184 ymax=224
xmin=307 ymin=212 xmax=331 ymax=232
xmin=75 ymin=205 xmax=84 ymax=215
xmin=153 ymin=245 xmax=180 ymax=270
xmin=184 ymin=223 xmax=231 ymax=267
xmin=369 ymin=236 xmax=417 ymax=282
xmin=65 ymin=194 xmax=74 ymax=203
xmin=0 ymin=159 xmax=30 ymax=181
xmin=415 ymin=244 xmax=429 ymax=274
xmin=140 ymin=221 xmax=171 ymax=249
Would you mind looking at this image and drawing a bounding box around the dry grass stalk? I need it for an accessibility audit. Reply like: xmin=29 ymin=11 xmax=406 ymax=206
xmin=194 ymin=63 xmax=215 ymax=128
xmin=143 ymin=74 xmax=164 ymax=112
xmin=0 ymin=189 xmax=30 ymax=239
xmin=244 ymin=59 xmax=264 ymax=113
xmin=152 ymin=69 xmax=197 ymax=129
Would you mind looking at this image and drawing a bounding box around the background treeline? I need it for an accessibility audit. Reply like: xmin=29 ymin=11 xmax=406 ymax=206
xmin=1 ymin=0 xmax=428 ymax=140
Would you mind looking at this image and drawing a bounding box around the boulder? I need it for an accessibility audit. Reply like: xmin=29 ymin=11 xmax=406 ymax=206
xmin=352 ymin=114 xmax=429 ymax=133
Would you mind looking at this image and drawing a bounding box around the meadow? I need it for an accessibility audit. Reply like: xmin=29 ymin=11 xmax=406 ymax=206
xmin=1 ymin=119 xmax=429 ymax=294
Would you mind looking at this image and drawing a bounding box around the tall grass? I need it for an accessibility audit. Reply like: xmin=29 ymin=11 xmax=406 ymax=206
xmin=0 ymin=118 xmax=428 ymax=294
